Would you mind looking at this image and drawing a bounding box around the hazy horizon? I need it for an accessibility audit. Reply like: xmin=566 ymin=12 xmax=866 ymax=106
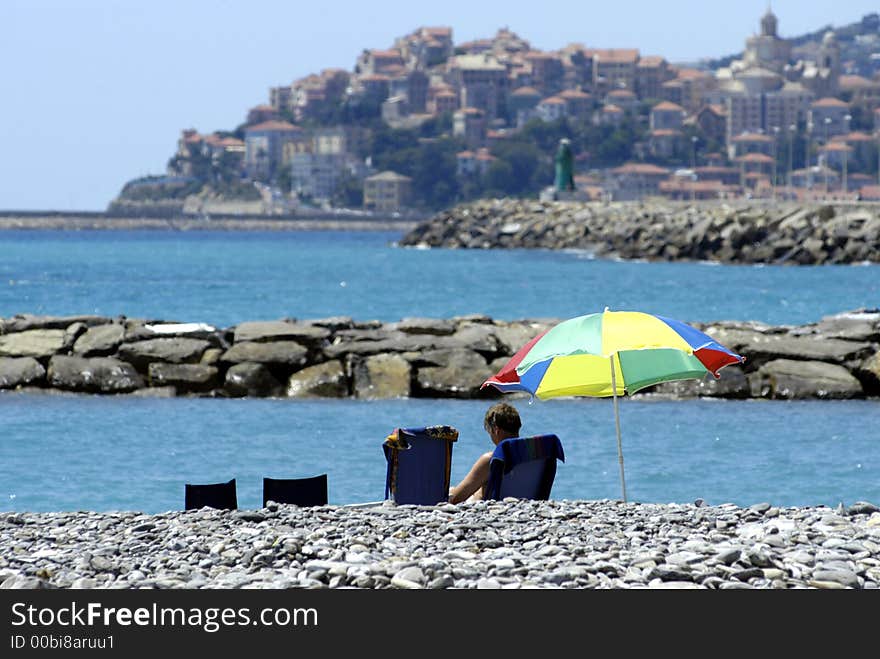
xmin=1 ymin=0 xmax=877 ymax=211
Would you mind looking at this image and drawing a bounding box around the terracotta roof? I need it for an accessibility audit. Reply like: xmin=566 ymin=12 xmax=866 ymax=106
xmin=821 ymin=142 xmax=853 ymax=152
xmin=676 ymin=69 xmax=712 ymax=80
xmin=245 ymin=120 xmax=300 ymax=133
xmin=456 ymin=150 xmax=474 ymax=158
xmin=559 ymin=89 xmax=591 ymax=99
xmin=608 ymin=89 xmax=636 ymax=98
xmin=651 ymin=129 xmax=680 ymax=137
xmin=735 ymin=153 xmax=774 ymax=163
xmin=525 ymin=51 xmax=559 ymax=60
xmin=611 ymin=162 xmax=669 ymax=175
xmin=360 ymin=74 xmax=390 ymax=82
xmin=602 ymin=104 xmax=623 ymax=113
xmin=511 ymin=86 xmax=541 ymax=96
xmin=842 ymin=131 xmax=875 ymax=142
xmin=434 ymin=90 xmax=457 ymax=98
xmin=811 ymin=97 xmax=849 ymax=108
xmin=475 ymin=150 xmax=496 ymax=161
xmin=590 ymin=48 xmax=639 ymax=63
xmin=457 ymin=107 xmax=484 ymax=115
xmin=423 ymin=26 xmax=452 ymax=35
xmin=371 ymin=49 xmax=403 ymax=59
xmin=540 ymin=96 xmax=565 ymax=105
xmin=250 ymin=104 xmax=276 ymax=112
xmin=839 ymin=75 xmax=876 ymax=90
xmin=652 ymin=101 xmax=685 ymax=112
xmin=638 ymin=56 xmax=666 ymax=67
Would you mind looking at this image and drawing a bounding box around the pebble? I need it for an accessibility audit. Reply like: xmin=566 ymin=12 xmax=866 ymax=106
xmin=1 ymin=500 xmax=878 ymax=589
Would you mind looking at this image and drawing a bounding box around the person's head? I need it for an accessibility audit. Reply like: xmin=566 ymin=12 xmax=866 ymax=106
xmin=483 ymin=402 xmax=521 ymax=443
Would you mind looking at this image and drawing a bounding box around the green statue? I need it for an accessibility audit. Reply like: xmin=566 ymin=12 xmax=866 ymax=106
xmin=554 ymin=138 xmax=575 ymax=192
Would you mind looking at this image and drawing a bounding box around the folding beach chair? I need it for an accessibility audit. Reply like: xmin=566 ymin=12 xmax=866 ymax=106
xmin=383 ymin=425 xmax=459 ymax=505
xmin=184 ymin=478 xmax=238 ymax=510
xmin=485 ymin=434 xmax=565 ymax=501
xmin=262 ymin=474 xmax=328 ymax=508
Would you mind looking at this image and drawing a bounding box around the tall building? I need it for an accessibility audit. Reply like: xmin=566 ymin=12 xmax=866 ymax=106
xmin=743 ymin=8 xmax=792 ymax=73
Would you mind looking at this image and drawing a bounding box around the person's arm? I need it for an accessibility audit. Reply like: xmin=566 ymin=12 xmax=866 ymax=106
xmin=448 ymin=452 xmax=492 ymax=504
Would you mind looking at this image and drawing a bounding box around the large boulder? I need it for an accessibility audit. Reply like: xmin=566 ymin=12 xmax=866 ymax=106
xmin=390 ymin=317 xmax=456 ymax=335
xmin=117 ymin=338 xmax=211 ymax=370
xmin=232 ymin=321 xmax=330 ymax=347
xmin=414 ymin=349 xmax=492 ymax=398
xmin=287 ymin=361 xmax=348 ymax=398
xmin=47 ymin=355 xmax=144 ymax=394
xmin=748 ymin=359 xmax=863 ymax=399
xmin=0 ymin=314 xmax=110 ymax=333
xmin=148 ymin=363 xmax=220 ymax=393
xmin=220 ymin=341 xmax=309 ymax=367
xmin=650 ymin=366 xmax=750 ymax=399
xmin=0 ymin=329 xmax=66 ymax=359
xmin=0 ymin=357 xmax=46 ymax=389
xmin=352 ymin=353 xmax=411 ymax=399
xmin=224 ymin=363 xmax=282 ymax=397
xmin=73 ymin=324 xmax=125 ymax=357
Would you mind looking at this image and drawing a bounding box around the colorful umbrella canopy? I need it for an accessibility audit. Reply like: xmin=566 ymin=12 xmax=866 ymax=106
xmin=482 ymin=309 xmax=745 ymax=501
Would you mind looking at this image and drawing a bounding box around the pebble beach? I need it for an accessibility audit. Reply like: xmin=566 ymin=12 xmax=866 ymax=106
xmin=2 ymin=498 xmax=878 ymax=590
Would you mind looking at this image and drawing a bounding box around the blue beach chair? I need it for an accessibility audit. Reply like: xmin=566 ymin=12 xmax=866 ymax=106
xmin=262 ymin=474 xmax=328 ymax=508
xmin=184 ymin=478 xmax=238 ymax=510
xmin=383 ymin=426 xmax=459 ymax=505
xmin=485 ymin=434 xmax=565 ymax=501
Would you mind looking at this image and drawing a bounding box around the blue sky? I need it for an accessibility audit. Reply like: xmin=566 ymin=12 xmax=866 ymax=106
xmin=1 ymin=0 xmax=877 ymax=210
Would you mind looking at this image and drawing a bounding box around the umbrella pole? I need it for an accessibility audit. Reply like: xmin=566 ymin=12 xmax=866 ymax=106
xmin=610 ymin=354 xmax=627 ymax=503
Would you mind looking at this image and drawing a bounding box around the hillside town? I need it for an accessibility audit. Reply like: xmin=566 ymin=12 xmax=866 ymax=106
xmin=118 ymin=9 xmax=880 ymax=214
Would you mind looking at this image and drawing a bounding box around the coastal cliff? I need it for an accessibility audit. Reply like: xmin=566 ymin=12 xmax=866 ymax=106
xmin=398 ymin=200 xmax=880 ymax=265
xmin=1 ymin=310 xmax=878 ymax=400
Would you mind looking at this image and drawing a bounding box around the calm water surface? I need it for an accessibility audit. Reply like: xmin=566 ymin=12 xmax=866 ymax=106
xmin=0 ymin=229 xmax=878 ymax=512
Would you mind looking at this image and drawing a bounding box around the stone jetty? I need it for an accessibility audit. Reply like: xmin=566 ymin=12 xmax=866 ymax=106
xmin=398 ymin=199 xmax=880 ymax=265
xmin=1 ymin=309 xmax=879 ymax=400
xmin=1 ymin=499 xmax=878 ymax=589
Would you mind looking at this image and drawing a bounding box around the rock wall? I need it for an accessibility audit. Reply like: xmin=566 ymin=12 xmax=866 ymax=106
xmin=399 ymin=199 xmax=880 ymax=265
xmin=1 ymin=310 xmax=878 ymax=400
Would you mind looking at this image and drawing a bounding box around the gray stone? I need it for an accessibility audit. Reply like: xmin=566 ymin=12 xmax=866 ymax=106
xmin=148 ymin=363 xmax=219 ymax=392
xmin=287 ymin=361 xmax=348 ymax=398
xmin=224 ymin=363 xmax=282 ymax=397
xmin=47 ymin=355 xmax=144 ymax=393
xmin=752 ymin=359 xmax=864 ymax=399
xmin=73 ymin=324 xmax=125 ymax=357
xmin=352 ymin=353 xmax=411 ymax=399
xmin=0 ymin=357 xmax=45 ymax=389
xmin=0 ymin=314 xmax=110 ymax=333
xmin=392 ymin=318 xmax=456 ymax=335
xmin=414 ymin=349 xmax=490 ymax=398
xmin=0 ymin=329 xmax=66 ymax=358
xmin=118 ymin=338 xmax=211 ymax=369
xmin=233 ymin=321 xmax=330 ymax=345
xmin=221 ymin=341 xmax=309 ymax=367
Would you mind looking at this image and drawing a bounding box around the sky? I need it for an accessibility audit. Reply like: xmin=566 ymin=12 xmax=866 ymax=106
xmin=1 ymin=0 xmax=878 ymax=211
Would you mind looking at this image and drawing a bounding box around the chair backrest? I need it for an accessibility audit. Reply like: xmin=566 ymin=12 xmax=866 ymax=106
xmin=383 ymin=425 xmax=458 ymax=505
xmin=263 ymin=474 xmax=328 ymax=508
xmin=486 ymin=434 xmax=565 ymax=501
xmin=184 ymin=478 xmax=238 ymax=510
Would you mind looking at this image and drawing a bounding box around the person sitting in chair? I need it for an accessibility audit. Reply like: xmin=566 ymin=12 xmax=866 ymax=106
xmin=448 ymin=402 xmax=521 ymax=503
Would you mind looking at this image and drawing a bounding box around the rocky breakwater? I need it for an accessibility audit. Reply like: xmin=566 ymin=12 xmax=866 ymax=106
xmin=0 ymin=309 xmax=879 ymax=400
xmin=1 ymin=499 xmax=879 ymax=589
xmin=399 ymin=199 xmax=880 ymax=265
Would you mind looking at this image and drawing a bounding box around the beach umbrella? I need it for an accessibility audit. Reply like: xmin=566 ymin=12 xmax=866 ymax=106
xmin=482 ymin=309 xmax=745 ymax=502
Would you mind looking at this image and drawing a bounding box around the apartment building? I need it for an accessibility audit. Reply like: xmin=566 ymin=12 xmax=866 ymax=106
xmin=448 ymin=53 xmax=508 ymax=121
xmin=363 ymin=171 xmax=412 ymax=211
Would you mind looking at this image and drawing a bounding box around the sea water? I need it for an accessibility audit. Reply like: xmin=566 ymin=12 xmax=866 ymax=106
xmin=0 ymin=229 xmax=878 ymax=512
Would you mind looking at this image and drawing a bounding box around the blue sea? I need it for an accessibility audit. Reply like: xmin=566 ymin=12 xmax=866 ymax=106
xmin=1 ymin=229 xmax=878 ymax=512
